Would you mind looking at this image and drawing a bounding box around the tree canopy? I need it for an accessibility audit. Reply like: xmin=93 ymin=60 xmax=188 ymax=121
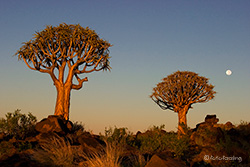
xmin=15 ymin=23 xmax=112 ymax=120
xmin=151 ymin=71 xmax=216 ymax=112
xmin=16 ymin=23 xmax=111 ymax=89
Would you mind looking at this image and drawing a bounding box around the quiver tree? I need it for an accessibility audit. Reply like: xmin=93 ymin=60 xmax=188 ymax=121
xmin=15 ymin=23 xmax=111 ymax=120
xmin=150 ymin=71 xmax=216 ymax=135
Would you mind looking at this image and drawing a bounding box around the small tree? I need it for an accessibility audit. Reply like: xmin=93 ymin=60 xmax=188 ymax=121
xmin=15 ymin=23 xmax=112 ymax=120
xmin=150 ymin=71 xmax=216 ymax=135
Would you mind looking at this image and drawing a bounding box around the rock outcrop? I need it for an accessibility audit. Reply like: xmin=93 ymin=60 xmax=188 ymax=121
xmin=35 ymin=115 xmax=73 ymax=134
xmin=145 ymin=152 xmax=187 ymax=167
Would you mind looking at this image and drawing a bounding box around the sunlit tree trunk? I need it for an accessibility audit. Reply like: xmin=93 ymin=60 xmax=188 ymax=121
xmin=54 ymin=83 xmax=72 ymax=120
xmin=177 ymin=105 xmax=189 ymax=135
xmin=53 ymin=60 xmax=73 ymax=120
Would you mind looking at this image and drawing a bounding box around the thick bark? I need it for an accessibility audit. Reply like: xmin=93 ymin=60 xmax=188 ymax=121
xmin=177 ymin=105 xmax=189 ymax=135
xmin=54 ymin=84 xmax=71 ymax=120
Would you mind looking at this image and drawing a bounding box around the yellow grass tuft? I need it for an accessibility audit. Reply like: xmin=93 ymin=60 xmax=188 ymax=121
xmin=32 ymin=134 xmax=75 ymax=167
xmin=80 ymin=140 xmax=124 ymax=167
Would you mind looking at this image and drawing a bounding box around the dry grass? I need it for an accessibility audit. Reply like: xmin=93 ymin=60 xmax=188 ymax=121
xmin=32 ymin=134 xmax=76 ymax=167
xmin=32 ymin=134 xmax=126 ymax=167
xmin=80 ymin=140 xmax=124 ymax=167
xmin=129 ymin=153 xmax=148 ymax=167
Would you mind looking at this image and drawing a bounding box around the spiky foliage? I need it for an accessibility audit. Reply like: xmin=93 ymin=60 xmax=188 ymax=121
xmin=150 ymin=71 xmax=216 ymax=134
xmin=15 ymin=23 xmax=112 ymax=120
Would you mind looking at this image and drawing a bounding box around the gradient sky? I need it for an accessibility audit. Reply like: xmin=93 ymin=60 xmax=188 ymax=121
xmin=0 ymin=0 xmax=250 ymax=134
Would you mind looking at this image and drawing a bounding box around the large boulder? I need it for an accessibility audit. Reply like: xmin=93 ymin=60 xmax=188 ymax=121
xmin=204 ymin=115 xmax=219 ymax=125
xmin=77 ymin=132 xmax=102 ymax=148
xmin=145 ymin=152 xmax=187 ymax=167
xmin=0 ymin=152 xmax=44 ymax=167
xmin=194 ymin=114 xmax=219 ymax=130
xmin=191 ymin=114 xmax=224 ymax=147
xmin=35 ymin=115 xmax=73 ymax=134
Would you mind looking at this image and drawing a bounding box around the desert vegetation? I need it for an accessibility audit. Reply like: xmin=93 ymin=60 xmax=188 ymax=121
xmin=0 ymin=110 xmax=249 ymax=167
xmin=6 ymin=23 xmax=248 ymax=166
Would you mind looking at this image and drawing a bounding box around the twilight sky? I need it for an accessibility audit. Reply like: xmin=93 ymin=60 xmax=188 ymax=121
xmin=0 ymin=0 xmax=250 ymax=134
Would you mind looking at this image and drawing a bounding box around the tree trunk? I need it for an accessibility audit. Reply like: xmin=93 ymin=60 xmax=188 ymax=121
xmin=177 ymin=105 xmax=189 ymax=135
xmin=54 ymin=84 xmax=71 ymax=120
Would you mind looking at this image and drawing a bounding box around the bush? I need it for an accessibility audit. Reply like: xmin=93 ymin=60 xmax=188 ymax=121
xmin=0 ymin=109 xmax=37 ymax=139
xmin=164 ymin=132 xmax=190 ymax=158
xmin=134 ymin=125 xmax=190 ymax=158
xmin=102 ymin=127 xmax=134 ymax=146
xmin=135 ymin=125 xmax=168 ymax=154
xmin=237 ymin=121 xmax=250 ymax=137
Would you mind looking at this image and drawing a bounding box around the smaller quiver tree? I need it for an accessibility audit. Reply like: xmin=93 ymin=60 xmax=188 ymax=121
xmin=150 ymin=71 xmax=216 ymax=135
xmin=15 ymin=23 xmax=112 ymax=120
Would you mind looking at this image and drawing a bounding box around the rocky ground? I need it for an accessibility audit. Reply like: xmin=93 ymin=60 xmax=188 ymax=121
xmin=0 ymin=114 xmax=249 ymax=167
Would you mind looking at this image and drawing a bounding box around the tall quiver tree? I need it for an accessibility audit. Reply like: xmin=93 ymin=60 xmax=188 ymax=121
xmin=15 ymin=23 xmax=111 ymax=120
xmin=150 ymin=71 xmax=216 ymax=135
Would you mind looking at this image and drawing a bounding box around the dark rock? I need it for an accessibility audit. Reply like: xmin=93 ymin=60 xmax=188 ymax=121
xmin=145 ymin=155 xmax=168 ymax=167
xmin=35 ymin=115 xmax=73 ymax=134
xmin=191 ymin=115 xmax=224 ymax=147
xmin=136 ymin=131 xmax=142 ymax=136
xmin=191 ymin=126 xmax=224 ymax=147
xmin=205 ymin=114 xmax=219 ymax=125
xmin=227 ymin=128 xmax=240 ymax=138
xmin=77 ymin=132 xmax=102 ymax=149
xmin=214 ymin=121 xmax=235 ymax=131
xmin=66 ymin=121 xmax=73 ymax=131
xmin=0 ymin=153 xmax=44 ymax=167
xmin=225 ymin=121 xmax=234 ymax=130
xmin=9 ymin=137 xmax=17 ymax=143
xmin=0 ymin=133 xmax=5 ymax=141
xmin=145 ymin=152 xmax=187 ymax=167
xmin=25 ymin=136 xmax=38 ymax=143
xmin=231 ymin=146 xmax=249 ymax=164
xmin=191 ymin=147 xmax=229 ymax=167
xmin=193 ymin=115 xmax=219 ymax=132
xmin=35 ymin=132 xmax=59 ymax=142
xmin=191 ymin=115 xmax=223 ymax=146
xmin=190 ymin=115 xmax=250 ymax=166
xmin=0 ymin=141 xmax=16 ymax=161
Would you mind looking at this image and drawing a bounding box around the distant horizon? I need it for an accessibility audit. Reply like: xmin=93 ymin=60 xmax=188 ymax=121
xmin=2 ymin=107 xmax=245 ymax=135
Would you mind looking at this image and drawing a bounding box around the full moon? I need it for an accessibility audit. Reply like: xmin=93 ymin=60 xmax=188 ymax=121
xmin=226 ymin=70 xmax=232 ymax=76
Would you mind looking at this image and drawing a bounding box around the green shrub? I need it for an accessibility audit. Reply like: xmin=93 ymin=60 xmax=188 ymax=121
xmin=237 ymin=121 xmax=250 ymax=137
xmin=135 ymin=125 xmax=168 ymax=154
xmin=102 ymin=127 xmax=134 ymax=146
xmin=0 ymin=109 xmax=37 ymax=139
xmin=164 ymin=132 xmax=190 ymax=158
xmin=134 ymin=125 xmax=190 ymax=158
